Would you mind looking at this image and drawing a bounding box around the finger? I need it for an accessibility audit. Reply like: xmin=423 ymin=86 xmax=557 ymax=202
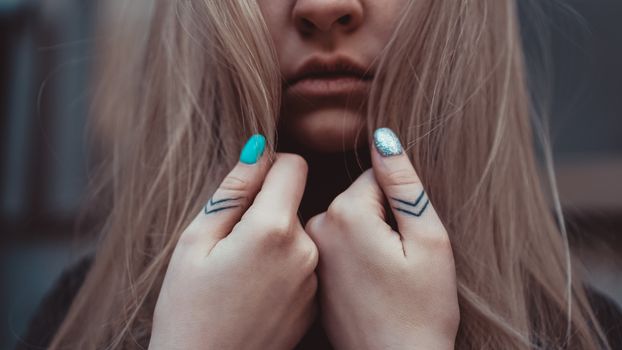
xmin=292 ymin=218 xmax=319 ymax=273
xmin=307 ymin=169 xmax=402 ymax=254
xmin=370 ymin=127 xmax=447 ymax=248
xmin=327 ymin=169 xmax=387 ymax=233
xmin=244 ymin=153 xmax=308 ymax=221
xmin=181 ymin=134 xmax=270 ymax=251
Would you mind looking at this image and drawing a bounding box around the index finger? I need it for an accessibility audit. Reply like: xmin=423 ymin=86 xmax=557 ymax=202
xmin=245 ymin=152 xmax=308 ymax=220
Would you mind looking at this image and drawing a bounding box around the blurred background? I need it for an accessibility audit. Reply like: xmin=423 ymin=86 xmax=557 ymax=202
xmin=1 ymin=0 xmax=621 ymax=349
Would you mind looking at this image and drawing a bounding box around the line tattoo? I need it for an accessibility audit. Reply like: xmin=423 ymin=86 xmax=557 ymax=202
xmin=204 ymin=196 xmax=243 ymax=215
xmin=391 ymin=191 xmax=430 ymax=217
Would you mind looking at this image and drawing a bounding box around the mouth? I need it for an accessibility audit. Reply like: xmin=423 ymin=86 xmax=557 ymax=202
xmin=285 ymin=56 xmax=374 ymax=99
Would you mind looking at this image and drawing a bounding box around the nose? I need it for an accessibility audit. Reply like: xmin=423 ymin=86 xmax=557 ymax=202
xmin=293 ymin=0 xmax=364 ymax=35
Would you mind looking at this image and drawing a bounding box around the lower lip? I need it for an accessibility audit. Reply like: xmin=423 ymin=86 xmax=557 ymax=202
xmin=286 ymin=76 xmax=372 ymax=98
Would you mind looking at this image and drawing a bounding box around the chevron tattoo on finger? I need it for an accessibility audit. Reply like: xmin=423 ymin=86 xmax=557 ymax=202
xmin=391 ymin=191 xmax=430 ymax=217
xmin=204 ymin=196 xmax=243 ymax=215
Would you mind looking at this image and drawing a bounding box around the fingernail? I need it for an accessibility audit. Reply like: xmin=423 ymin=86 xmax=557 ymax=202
xmin=240 ymin=134 xmax=266 ymax=164
xmin=373 ymin=127 xmax=403 ymax=157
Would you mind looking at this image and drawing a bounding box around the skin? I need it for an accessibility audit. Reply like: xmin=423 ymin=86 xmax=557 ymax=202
xmin=304 ymin=147 xmax=460 ymax=349
xmin=150 ymin=0 xmax=460 ymax=349
xmin=150 ymin=154 xmax=318 ymax=349
xmin=259 ymin=0 xmax=406 ymax=152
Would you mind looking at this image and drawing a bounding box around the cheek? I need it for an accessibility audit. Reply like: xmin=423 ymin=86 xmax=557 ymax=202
xmin=368 ymin=1 xmax=408 ymax=40
xmin=256 ymin=1 xmax=287 ymax=46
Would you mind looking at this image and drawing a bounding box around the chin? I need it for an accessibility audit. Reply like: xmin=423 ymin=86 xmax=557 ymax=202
xmin=280 ymin=108 xmax=367 ymax=153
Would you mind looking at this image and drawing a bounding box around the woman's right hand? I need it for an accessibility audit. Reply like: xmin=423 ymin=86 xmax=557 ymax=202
xmin=149 ymin=136 xmax=318 ymax=350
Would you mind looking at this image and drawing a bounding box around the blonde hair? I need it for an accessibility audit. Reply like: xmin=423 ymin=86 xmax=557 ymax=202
xmin=50 ymin=0 xmax=610 ymax=348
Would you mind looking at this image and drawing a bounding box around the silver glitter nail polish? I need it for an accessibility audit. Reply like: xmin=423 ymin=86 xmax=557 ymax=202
xmin=373 ymin=127 xmax=403 ymax=157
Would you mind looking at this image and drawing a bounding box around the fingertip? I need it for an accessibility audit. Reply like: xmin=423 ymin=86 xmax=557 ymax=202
xmin=370 ymin=127 xmax=405 ymax=171
xmin=370 ymin=127 xmax=420 ymax=185
xmin=372 ymin=127 xmax=403 ymax=157
xmin=275 ymin=152 xmax=309 ymax=176
xmin=239 ymin=134 xmax=267 ymax=165
xmin=250 ymin=152 xmax=308 ymax=218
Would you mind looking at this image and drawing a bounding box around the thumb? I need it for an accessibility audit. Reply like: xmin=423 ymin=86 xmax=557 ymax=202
xmin=181 ymin=134 xmax=271 ymax=252
xmin=370 ymin=128 xmax=447 ymax=251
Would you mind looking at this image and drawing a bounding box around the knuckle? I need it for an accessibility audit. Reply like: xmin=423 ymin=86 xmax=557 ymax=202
xmin=270 ymin=215 xmax=294 ymax=235
xmin=265 ymin=229 xmax=295 ymax=247
xmin=256 ymin=216 xmax=295 ymax=246
xmin=177 ymin=226 xmax=200 ymax=248
xmin=385 ymin=166 xmax=421 ymax=188
xmin=419 ymin=232 xmax=453 ymax=253
xmin=300 ymin=242 xmax=319 ymax=272
xmin=326 ymin=195 xmax=358 ymax=224
xmin=326 ymin=194 xmax=365 ymax=228
xmin=304 ymin=213 xmax=324 ymax=236
xmin=219 ymin=173 xmax=249 ymax=194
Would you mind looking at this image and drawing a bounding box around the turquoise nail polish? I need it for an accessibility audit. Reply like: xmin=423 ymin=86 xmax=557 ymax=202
xmin=373 ymin=128 xmax=403 ymax=157
xmin=240 ymin=134 xmax=266 ymax=164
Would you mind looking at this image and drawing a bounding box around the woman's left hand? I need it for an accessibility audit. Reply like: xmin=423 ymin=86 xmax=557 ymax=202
xmin=305 ymin=128 xmax=460 ymax=350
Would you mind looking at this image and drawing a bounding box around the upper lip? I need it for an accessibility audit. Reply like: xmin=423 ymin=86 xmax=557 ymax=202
xmin=286 ymin=55 xmax=374 ymax=86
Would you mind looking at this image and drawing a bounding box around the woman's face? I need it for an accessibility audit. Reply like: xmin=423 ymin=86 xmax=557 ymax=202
xmin=257 ymin=0 xmax=406 ymax=152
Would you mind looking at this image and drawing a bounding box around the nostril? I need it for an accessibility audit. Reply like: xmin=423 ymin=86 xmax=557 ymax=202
xmin=337 ymin=15 xmax=351 ymax=26
xmin=301 ymin=18 xmax=315 ymax=30
xmin=294 ymin=6 xmax=362 ymax=34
